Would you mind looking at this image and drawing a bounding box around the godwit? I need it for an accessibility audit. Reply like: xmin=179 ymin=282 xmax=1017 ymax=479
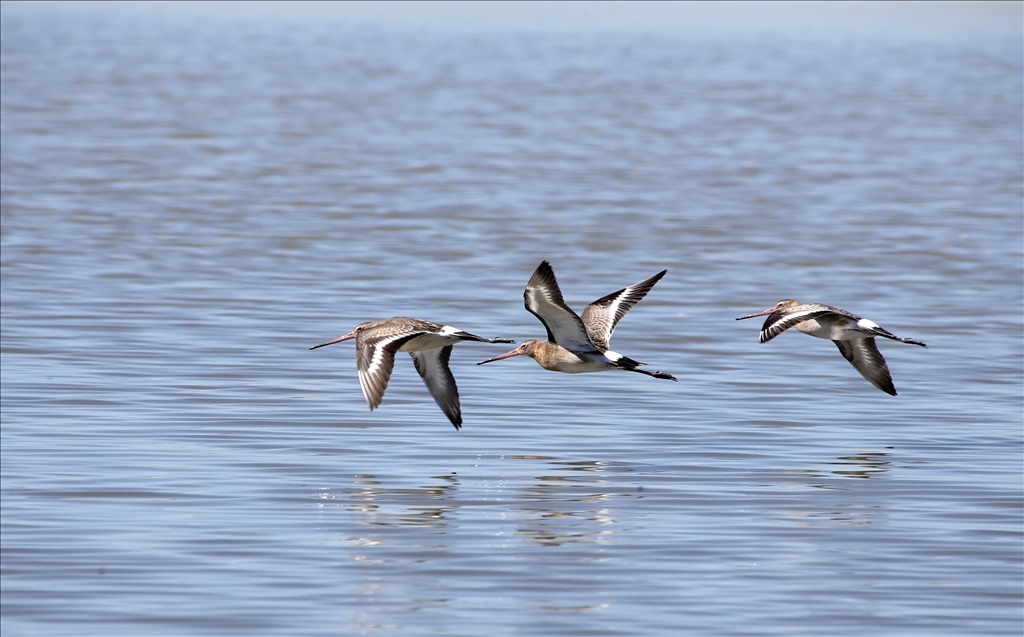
xmin=477 ymin=261 xmax=677 ymax=381
xmin=736 ymin=299 xmax=927 ymax=395
xmin=311 ymin=317 xmax=514 ymax=429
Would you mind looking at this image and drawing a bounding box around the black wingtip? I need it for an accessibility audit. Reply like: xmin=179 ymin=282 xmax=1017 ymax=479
xmin=876 ymin=379 xmax=897 ymax=396
xmin=532 ymin=260 xmax=559 ymax=283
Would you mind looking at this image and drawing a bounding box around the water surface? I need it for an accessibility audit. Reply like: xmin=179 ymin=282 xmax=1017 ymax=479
xmin=2 ymin=5 xmax=1021 ymax=636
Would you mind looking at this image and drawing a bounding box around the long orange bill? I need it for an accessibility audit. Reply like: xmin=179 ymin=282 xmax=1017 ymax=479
xmin=309 ymin=331 xmax=357 ymax=350
xmin=477 ymin=349 xmax=520 ymax=365
xmin=735 ymin=308 xmax=775 ymax=321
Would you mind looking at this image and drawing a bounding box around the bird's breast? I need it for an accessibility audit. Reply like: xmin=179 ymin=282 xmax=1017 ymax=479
xmin=534 ymin=343 xmax=611 ymax=373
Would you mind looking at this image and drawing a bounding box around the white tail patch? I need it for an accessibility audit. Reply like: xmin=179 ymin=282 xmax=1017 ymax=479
xmin=857 ymin=318 xmax=880 ymax=330
xmin=438 ymin=325 xmax=462 ymax=336
xmin=603 ymin=350 xmax=623 ymax=362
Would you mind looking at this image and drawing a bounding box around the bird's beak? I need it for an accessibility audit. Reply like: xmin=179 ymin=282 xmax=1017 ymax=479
xmin=735 ymin=308 xmax=775 ymax=321
xmin=309 ymin=330 xmax=357 ymax=350
xmin=477 ymin=348 xmax=520 ymax=365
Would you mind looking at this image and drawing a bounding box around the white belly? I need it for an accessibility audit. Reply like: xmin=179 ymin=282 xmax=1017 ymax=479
xmin=795 ymin=316 xmax=870 ymax=341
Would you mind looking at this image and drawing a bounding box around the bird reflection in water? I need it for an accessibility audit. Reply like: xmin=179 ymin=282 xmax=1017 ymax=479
xmin=829 ymin=452 xmax=891 ymax=479
xmin=780 ymin=451 xmax=893 ymax=526
xmin=515 ymin=459 xmax=629 ymax=547
xmin=341 ymin=473 xmax=461 ymax=529
xmin=785 ymin=450 xmax=892 ymax=488
xmin=328 ymin=458 xmax=635 ymax=548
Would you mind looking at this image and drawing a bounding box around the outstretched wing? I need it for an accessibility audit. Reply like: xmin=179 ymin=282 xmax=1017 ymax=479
xmin=581 ymin=270 xmax=666 ymax=352
xmin=834 ymin=338 xmax=896 ymax=395
xmin=354 ymin=332 xmax=422 ymax=410
xmin=523 ymin=261 xmax=595 ymax=352
xmin=760 ymin=304 xmax=843 ymax=344
xmin=409 ymin=346 xmax=462 ymax=429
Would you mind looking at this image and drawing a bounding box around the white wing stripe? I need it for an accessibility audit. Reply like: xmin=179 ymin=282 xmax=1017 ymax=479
xmin=355 ymin=333 xmax=416 ymax=409
xmin=525 ymin=286 xmax=593 ymax=351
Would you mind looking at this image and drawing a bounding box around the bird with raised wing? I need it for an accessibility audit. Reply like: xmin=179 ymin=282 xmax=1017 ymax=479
xmin=311 ymin=317 xmax=514 ymax=429
xmin=478 ymin=261 xmax=676 ymax=381
xmin=736 ymin=299 xmax=927 ymax=395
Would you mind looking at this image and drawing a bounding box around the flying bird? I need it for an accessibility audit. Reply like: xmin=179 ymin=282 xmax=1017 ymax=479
xmin=736 ymin=299 xmax=927 ymax=395
xmin=311 ymin=317 xmax=514 ymax=429
xmin=478 ymin=261 xmax=676 ymax=381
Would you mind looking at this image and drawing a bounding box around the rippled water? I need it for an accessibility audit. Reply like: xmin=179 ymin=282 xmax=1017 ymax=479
xmin=2 ymin=5 xmax=1022 ymax=636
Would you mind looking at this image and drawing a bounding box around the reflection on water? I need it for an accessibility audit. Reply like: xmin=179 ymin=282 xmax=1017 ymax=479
xmin=781 ymin=450 xmax=893 ymax=488
xmin=772 ymin=451 xmax=893 ymax=526
xmin=2 ymin=4 xmax=1020 ymax=635
xmin=517 ymin=460 xmax=626 ymax=547
xmin=331 ymin=458 xmax=634 ymax=548
xmin=781 ymin=505 xmax=883 ymax=527
xmin=830 ymin=451 xmax=891 ymax=479
xmin=321 ymin=473 xmax=461 ymax=530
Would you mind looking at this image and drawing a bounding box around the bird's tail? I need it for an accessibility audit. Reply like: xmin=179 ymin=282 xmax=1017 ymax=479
xmin=875 ymin=329 xmax=927 ymax=347
xmin=630 ymin=368 xmax=678 ymax=381
xmin=456 ymin=331 xmax=515 ymax=344
xmin=617 ymin=356 xmax=677 ymax=381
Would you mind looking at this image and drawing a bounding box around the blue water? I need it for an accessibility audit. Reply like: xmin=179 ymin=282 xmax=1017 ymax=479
xmin=2 ymin=4 xmax=1021 ymax=635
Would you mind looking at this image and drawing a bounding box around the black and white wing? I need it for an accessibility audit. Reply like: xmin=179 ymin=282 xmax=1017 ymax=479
xmin=354 ymin=331 xmax=422 ymax=410
xmin=523 ymin=261 xmax=595 ymax=352
xmin=409 ymin=346 xmax=462 ymax=430
xmin=760 ymin=303 xmax=849 ymax=344
xmin=581 ymin=270 xmax=666 ymax=352
xmin=834 ymin=338 xmax=896 ymax=396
